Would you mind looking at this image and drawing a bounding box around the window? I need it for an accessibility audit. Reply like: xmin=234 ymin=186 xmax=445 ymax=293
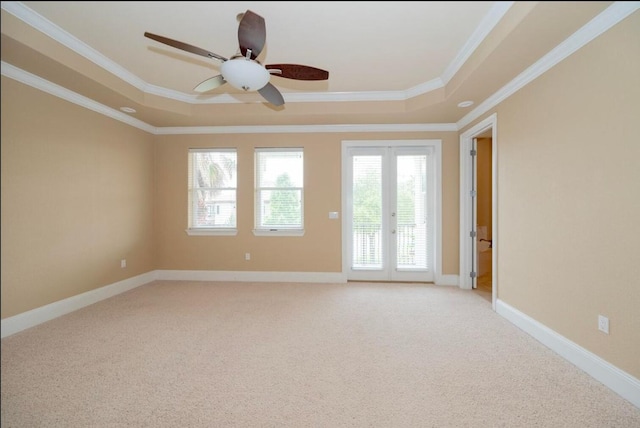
xmin=254 ymin=148 xmax=304 ymax=235
xmin=187 ymin=148 xmax=237 ymax=235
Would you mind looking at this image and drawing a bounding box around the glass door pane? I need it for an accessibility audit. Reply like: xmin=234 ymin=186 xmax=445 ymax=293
xmin=351 ymin=154 xmax=383 ymax=269
xmin=395 ymin=153 xmax=428 ymax=271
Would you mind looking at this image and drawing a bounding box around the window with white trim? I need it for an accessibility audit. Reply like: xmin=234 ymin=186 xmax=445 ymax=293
xmin=187 ymin=148 xmax=237 ymax=235
xmin=254 ymin=148 xmax=304 ymax=235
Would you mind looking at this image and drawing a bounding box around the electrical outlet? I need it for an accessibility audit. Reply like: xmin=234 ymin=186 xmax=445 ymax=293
xmin=598 ymin=315 xmax=609 ymax=334
xmin=245 ymin=253 xmax=251 ymax=261
xmin=120 ymin=259 xmax=127 ymax=268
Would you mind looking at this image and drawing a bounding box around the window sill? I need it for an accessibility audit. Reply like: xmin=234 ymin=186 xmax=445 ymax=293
xmin=185 ymin=228 xmax=238 ymax=236
xmin=252 ymin=229 xmax=305 ymax=237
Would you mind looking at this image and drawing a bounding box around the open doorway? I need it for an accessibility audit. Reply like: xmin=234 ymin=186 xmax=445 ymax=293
xmin=475 ymin=133 xmax=493 ymax=301
xmin=459 ymin=114 xmax=497 ymax=309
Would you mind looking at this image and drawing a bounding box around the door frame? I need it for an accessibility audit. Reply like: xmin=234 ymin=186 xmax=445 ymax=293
xmin=459 ymin=114 xmax=497 ymax=309
xmin=342 ymin=139 xmax=442 ymax=283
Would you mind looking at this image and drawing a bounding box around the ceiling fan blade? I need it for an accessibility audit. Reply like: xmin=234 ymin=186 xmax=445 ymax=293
xmin=258 ymin=83 xmax=285 ymax=107
xmin=144 ymin=32 xmax=227 ymax=62
xmin=194 ymin=75 xmax=226 ymax=93
xmin=265 ymin=64 xmax=329 ymax=81
xmin=238 ymin=10 xmax=266 ymax=60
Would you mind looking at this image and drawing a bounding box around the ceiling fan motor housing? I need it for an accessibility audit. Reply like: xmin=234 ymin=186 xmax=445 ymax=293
xmin=221 ymin=58 xmax=270 ymax=91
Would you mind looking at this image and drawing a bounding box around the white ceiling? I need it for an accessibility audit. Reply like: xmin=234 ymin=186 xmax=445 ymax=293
xmin=0 ymin=1 xmax=618 ymax=128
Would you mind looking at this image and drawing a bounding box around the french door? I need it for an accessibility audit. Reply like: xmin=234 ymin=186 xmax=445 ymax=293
xmin=344 ymin=141 xmax=438 ymax=282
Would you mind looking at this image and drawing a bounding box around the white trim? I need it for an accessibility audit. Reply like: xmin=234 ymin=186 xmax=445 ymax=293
xmin=496 ymin=299 xmax=640 ymax=409
xmin=459 ymin=114 xmax=497 ymax=311
xmin=456 ymin=1 xmax=640 ymax=130
xmin=185 ymin=228 xmax=238 ymax=236
xmin=155 ymin=123 xmax=458 ymax=135
xmin=0 ymin=270 xmax=346 ymax=338
xmin=2 ymin=2 xmax=635 ymax=135
xmin=155 ymin=270 xmax=346 ymax=283
xmin=441 ymin=1 xmax=514 ymax=85
xmin=252 ymin=229 xmax=305 ymax=237
xmin=0 ymin=63 xmax=460 ymax=136
xmin=0 ymin=271 xmax=157 ymax=338
xmin=0 ymin=1 xmax=508 ymax=105
xmin=435 ymin=274 xmax=459 ymax=287
xmin=0 ymin=61 xmax=155 ymax=133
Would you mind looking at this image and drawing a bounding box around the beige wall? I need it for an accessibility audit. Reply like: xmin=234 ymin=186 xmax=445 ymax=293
xmin=153 ymin=132 xmax=460 ymax=275
xmin=1 ymin=77 xmax=156 ymax=318
xmin=1 ymin=76 xmax=460 ymax=319
xmin=469 ymin=12 xmax=639 ymax=377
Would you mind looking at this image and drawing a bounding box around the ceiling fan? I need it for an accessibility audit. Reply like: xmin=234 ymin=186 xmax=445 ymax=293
xmin=144 ymin=10 xmax=329 ymax=107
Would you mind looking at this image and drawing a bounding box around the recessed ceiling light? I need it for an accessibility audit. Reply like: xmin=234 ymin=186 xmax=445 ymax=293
xmin=457 ymin=101 xmax=474 ymax=108
xmin=120 ymin=107 xmax=136 ymax=114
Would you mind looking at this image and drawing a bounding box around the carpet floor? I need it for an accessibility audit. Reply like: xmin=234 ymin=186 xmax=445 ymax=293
xmin=2 ymin=280 xmax=639 ymax=427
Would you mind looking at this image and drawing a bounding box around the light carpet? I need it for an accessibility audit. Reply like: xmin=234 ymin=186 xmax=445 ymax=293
xmin=2 ymin=280 xmax=639 ymax=427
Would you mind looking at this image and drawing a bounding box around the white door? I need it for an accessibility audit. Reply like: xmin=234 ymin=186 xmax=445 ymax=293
xmin=345 ymin=143 xmax=436 ymax=282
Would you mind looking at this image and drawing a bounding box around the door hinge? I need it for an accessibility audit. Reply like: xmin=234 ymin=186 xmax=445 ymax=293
xmin=470 ymin=230 xmax=477 ymax=238
xmin=470 ymin=190 xmax=477 ymax=198
xmin=470 ymin=149 xmax=477 ymax=156
xmin=470 ymin=271 xmax=477 ymax=278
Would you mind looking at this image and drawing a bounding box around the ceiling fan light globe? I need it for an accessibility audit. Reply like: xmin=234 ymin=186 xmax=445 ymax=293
xmin=221 ymin=59 xmax=270 ymax=92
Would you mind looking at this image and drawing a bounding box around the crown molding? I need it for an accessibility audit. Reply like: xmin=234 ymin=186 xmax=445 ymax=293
xmin=4 ymin=2 xmax=635 ymax=134
xmin=457 ymin=1 xmax=640 ymax=130
xmin=2 ymin=61 xmax=455 ymax=135
xmin=441 ymin=1 xmax=514 ymax=85
xmin=1 ymin=0 xmax=507 ymax=105
xmin=1 ymin=61 xmax=155 ymax=133
xmin=153 ymin=123 xmax=458 ymax=135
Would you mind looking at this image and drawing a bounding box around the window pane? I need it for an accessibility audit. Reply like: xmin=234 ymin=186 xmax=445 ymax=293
xmin=189 ymin=149 xmax=237 ymax=229
xmin=193 ymin=189 xmax=237 ymax=227
xmin=259 ymin=189 xmax=302 ymax=227
xmin=255 ymin=149 xmax=304 ymax=230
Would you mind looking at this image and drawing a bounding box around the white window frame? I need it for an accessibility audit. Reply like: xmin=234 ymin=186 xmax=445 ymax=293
xmin=253 ymin=148 xmax=305 ymax=236
xmin=186 ymin=148 xmax=238 ymax=236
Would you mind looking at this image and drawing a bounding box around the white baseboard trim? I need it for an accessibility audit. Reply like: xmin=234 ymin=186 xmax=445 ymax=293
xmin=155 ymin=269 xmax=347 ymax=283
xmin=1 ymin=271 xmax=157 ymax=339
xmin=436 ymin=274 xmax=459 ymax=286
xmin=496 ymin=299 xmax=640 ymax=409
xmin=0 ymin=270 xmax=457 ymax=339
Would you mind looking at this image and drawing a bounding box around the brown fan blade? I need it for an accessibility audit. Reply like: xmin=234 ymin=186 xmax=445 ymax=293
xmin=258 ymin=82 xmax=285 ymax=106
xmin=144 ymin=32 xmax=227 ymax=62
xmin=194 ymin=75 xmax=226 ymax=93
xmin=265 ymin=64 xmax=329 ymax=81
xmin=238 ymin=10 xmax=265 ymax=60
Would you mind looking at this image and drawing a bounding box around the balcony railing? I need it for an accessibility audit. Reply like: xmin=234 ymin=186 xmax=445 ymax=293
xmin=352 ymin=223 xmax=417 ymax=267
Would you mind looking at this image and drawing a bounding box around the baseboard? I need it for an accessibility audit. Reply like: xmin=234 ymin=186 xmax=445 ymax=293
xmin=496 ymin=299 xmax=640 ymax=409
xmin=1 ymin=270 xmax=349 ymax=339
xmin=0 ymin=270 xmax=459 ymax=339
xmin=1 ymin=271 xmax=157 ymax=339
xmin=155 ymin=269 xmax=347 ymax=283
xmin=436 ymin=274 xmax=459 ymax=286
